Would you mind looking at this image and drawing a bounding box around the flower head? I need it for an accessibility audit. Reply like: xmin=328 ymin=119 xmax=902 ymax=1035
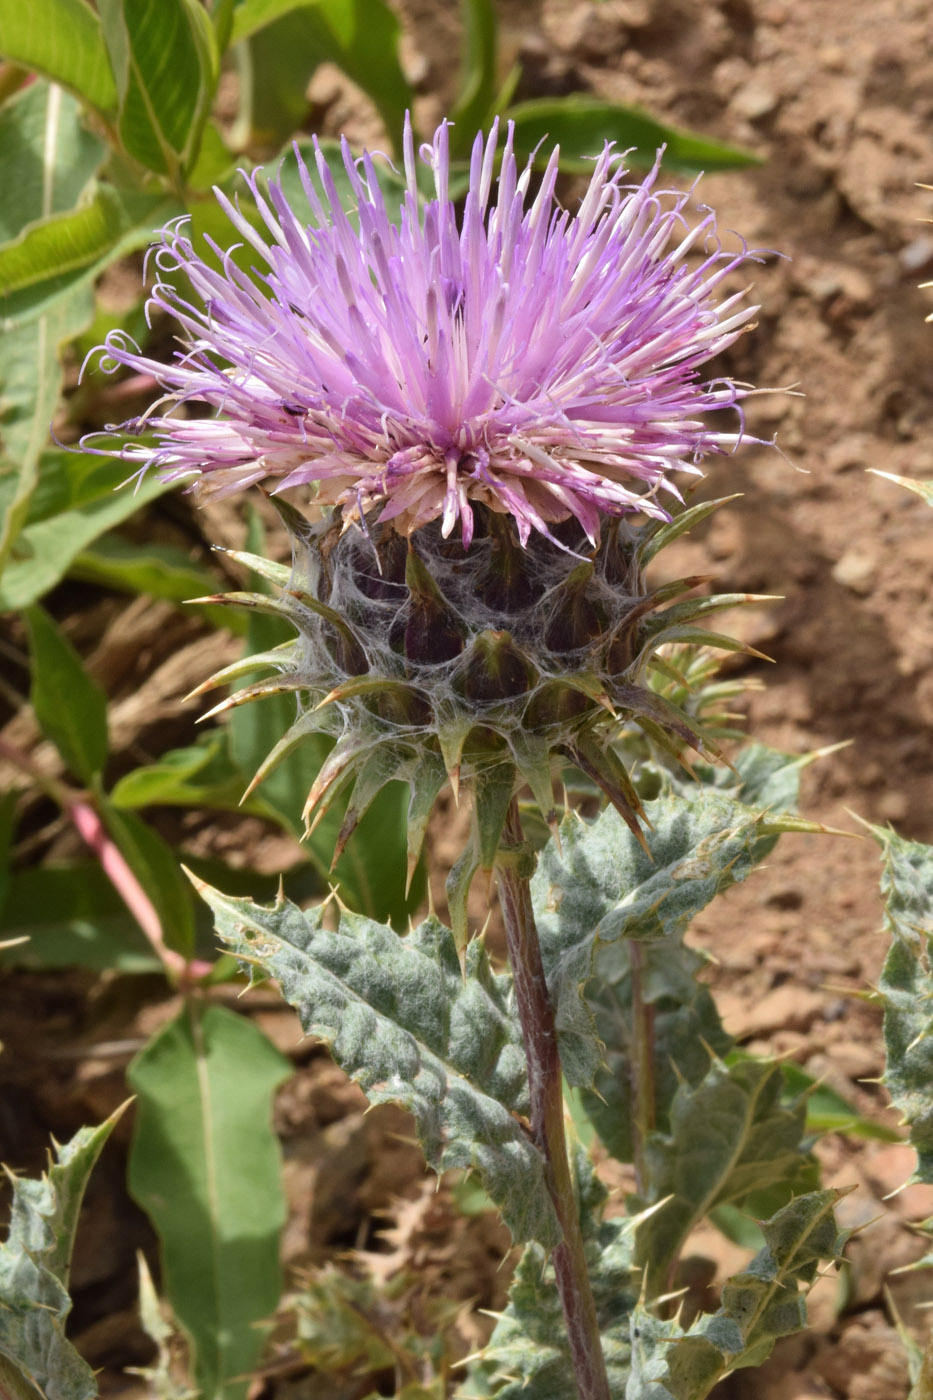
xmin=91 ymin=118 xmax=763 ymax=548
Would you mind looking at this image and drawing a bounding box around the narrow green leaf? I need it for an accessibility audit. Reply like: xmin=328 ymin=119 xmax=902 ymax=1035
xmin=506 ymin=96 xmax=762 ymax=175
xmin=69 ymin=534 xmax=240 ymax=630
xmin=0 ymin=188 xmax=178 ymax=332
xmin=98 ymin=799 xmax=197 ymax=958
xmin=128 ymin=1003 xmax=290 ymax=1400
xmin=0 ymin=452 xmax=173 ymax=609
xmin=201 ymin=885 xmax=560 ymax=1247
xmin=0 ymin=861 xmax=160 ymax=971
xmin=98 ymin=0 xmax=219 ymax=180
xmin=109 ymin=732 xmax=259 ymax=814
xmin=449 ymin=0 xmax=498 ymax=157
xmin=0 ymin=291 xmax=94 ymax=584
xmin=24 ymin=604 xmax=108 ymax=782
xmin=232 ymin=0 xmax=411 ymax=148
xmin=874 ymin=824 xmax=933 ymax=1183
xmin=0 ymin=81 xmax=107 ymax=244
xmin=0 ymin=1109 xmax=126 ymax=1400
xmin=0 ymin=0 xmax=117 ymax=114
xmin=0 ymin=185 xmax=138 ymax=294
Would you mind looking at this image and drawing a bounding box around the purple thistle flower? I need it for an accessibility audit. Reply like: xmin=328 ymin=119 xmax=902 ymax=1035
xmin=89 ymin=117 xmax=764 ymax=548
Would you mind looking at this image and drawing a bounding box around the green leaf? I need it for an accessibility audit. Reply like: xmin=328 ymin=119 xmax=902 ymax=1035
xmin=449 ymin=0 xmax=498 ymax=157
xmin=98 ymin=0 xmax=219 ymax=181
xmin=0 ymin=791 xmax=18 ymax=922
xmin=24 ymin=603 xmax=108 ymax=783
xmin=200 ymin=884 xmax=560 ymax=1247
xmin=0 ymin=861 xmax=160 ymax=972
xmin=778 ymin=1061 xmax=900 ymax=1142
xmin=874 ymin=825 xmax=933 ymax=1183
xmin=69 ymin=534 xmax=241 ymax=630
xmin=532 ymin=783 xmax=807 ymax=1087
xmin=505 ymin=96 xmax=762 ymax=175
xmin=98 ymin=799 xmax=197 ymax=959
xmin=231 ymin=0 xmax=411 ymax=148
xmin=632 ymin=1057 xmax=814 ymax=1297
xmin=0 ymin=1109 xmax=125 ymax=1400
xmin=128 ymin=1003 xmax=290 ymax=1400
xmin=627 ymin=1190 xmax=847 ymax=1400
xmin=581 ymin=929 xmax=732 ymax=1166
xmin=0 ymin=185 xmax=141 ymax=295
xmin=0 ymin=292 xmax=94 ymax=586
xmin=0 ymin=187 xmax=178 ymax=331
xmin=0 ymin=81 xmax=107 ymax=244
xmin=465 ymin=1154 xmax=640 ymax=1398
xmin=0 ymin=452 xmax=173 ymax=609
xmin=110 ymin=731 xmax=261 ymax=814
xmin=0 ymin=0 xmax=117 ymax=114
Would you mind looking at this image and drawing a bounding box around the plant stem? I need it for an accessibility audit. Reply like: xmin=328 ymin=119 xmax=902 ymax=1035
xmin=496 ymin=800 xmax=611 ymax=1400
xmin=629 ymin=941 xmax=656 ymax=1197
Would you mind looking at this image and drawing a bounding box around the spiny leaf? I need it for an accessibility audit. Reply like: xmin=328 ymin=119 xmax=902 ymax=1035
xmin=627 ymin=1190 xmax=847 ymax=1400
xmin=463 ymin=1155 xmax=641 ymax=1399
xmin=0 ymin=1108 xmax=126 ymax=1400
xmin=873 ymin=824 xmax=933 ymax=1184
xmin=198 ymin=884 xmax=560 ymax=1247
xmin=531 ymin=777 xmax=805 ymax=1088
xmin=632 ymin=1057 xmax=814 ymax=1297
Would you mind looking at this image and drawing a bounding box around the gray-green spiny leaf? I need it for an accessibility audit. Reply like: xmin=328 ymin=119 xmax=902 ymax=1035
xmin=198 ymin=882 xmax=559 ymax=1246
xmin=532 ymin=767 xmax=808 ymax=1088
xmin=874 ymin=824 xmax=933 ymax=1183
xmin=462 ymin=1155 xmax=641 ymax=1399
xmin=0 ymin=1107 xmax=125 ymax=1400
xmin=626 ymin=1188 xmax=848 ymax=1400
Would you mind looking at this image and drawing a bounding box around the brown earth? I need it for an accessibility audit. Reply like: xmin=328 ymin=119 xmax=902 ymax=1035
xmin=2 ymin=1 xmax=933 ymax=1397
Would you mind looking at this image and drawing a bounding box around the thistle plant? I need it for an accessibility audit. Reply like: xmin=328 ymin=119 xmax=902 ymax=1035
xmin=68 ymin=120 xmax=854 ymax=1399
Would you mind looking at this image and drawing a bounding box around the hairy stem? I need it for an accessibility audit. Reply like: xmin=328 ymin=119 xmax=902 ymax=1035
xmin=496 ymin=800 xmax=610 ymax=1400
xmin=629 ymin=941 xmax=656 ymax=1197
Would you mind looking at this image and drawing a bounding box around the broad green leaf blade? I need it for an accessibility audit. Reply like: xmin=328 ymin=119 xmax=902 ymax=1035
xmin=200 ymin=885 xmax=560 ymax=1247
xmin=0 ymin=452 xmax=173 ymax=609
xmin=231 ymin=0 xmax=411 ymax=147
xmin=874 ymin=825 xmax=933 ymax=1183
xmin=464 ymin=1155 xmax=640 ymax=1398
xmin=98 ymin=0 xmax=219 ymax=179
xmin=449 ymin=0 xmax=498 ymax=157
xmin=0 ymin=82 xmax=107 ymax=244
xmin=632 ymin=1057 xmax=813 ymax=1297
xmin=24 ymin=604 xmax=108 ymax=783
xmin=0 ymin=861 xmax=160 ymax=972
xmin=98 ymin=799 xmax=197 ymax=959
xmin=0 ymin=1109 xmax=126 ymax=1400
xmin=128 ymin=1003 xmax=290 ymax=1400
xmin=505 ymin=96 xmax=762 ymax=175
xmin=627 ymin=1190 xmax=847 ymax=1400
xmin=0 ymin=292 xmax=94 ymax=584
xmin=0 ymin=0 xmax=117 ymax=114
xmin=532 ymin=781 xmax=803 ymax=1088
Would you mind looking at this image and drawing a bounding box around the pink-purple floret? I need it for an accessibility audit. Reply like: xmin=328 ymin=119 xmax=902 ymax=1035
xmin=87 ymin=116 xmax=764 ymax=548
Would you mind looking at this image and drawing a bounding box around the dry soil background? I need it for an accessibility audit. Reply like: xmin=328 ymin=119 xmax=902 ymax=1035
xmin=2 ymin=1 xmax=933 ymax=1397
